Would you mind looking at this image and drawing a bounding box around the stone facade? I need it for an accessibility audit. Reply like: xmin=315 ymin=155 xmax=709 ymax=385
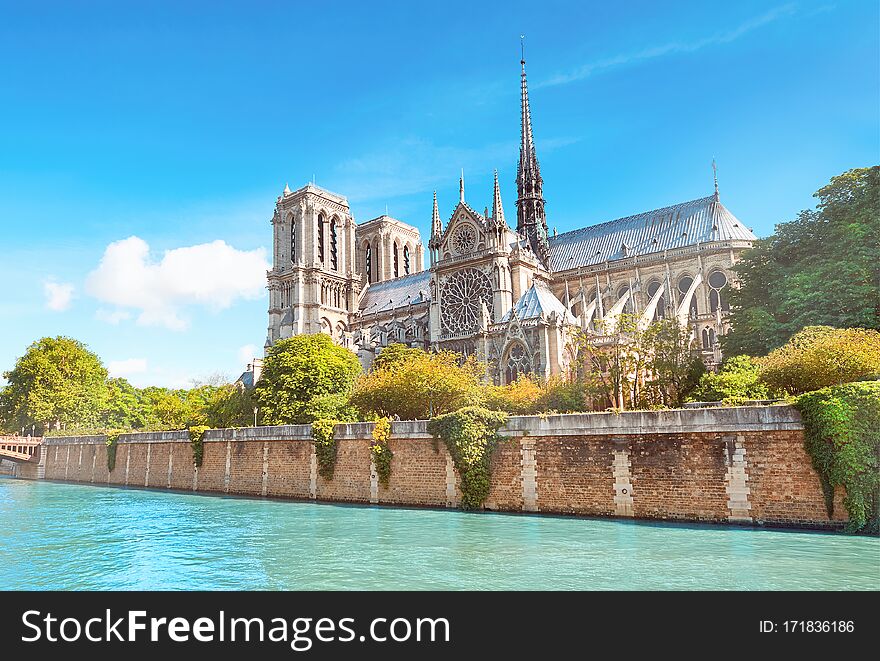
xmin=263 ymin=56 xmax=756 ymax=380
xmin=37 ymin=406 xmax=847 ymax=530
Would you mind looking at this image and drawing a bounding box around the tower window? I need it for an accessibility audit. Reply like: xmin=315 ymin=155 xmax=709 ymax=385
xmin=404 ymin=245 xmax=410 ymax=275
xmin=330 ymin=218 xmax=338 ymax=271
xmin=290 ymin=218 xmax=297 ymax=264
xmin=394 ymin=241 xmax=400 ymax=277
xmin=317 ymin=214 xmax=325 ymax=265
xmin=365 ymin=243 xmax=372 ymax=284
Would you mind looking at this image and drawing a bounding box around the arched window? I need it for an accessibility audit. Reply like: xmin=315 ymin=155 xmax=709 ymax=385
xmin=364 ymin=242 xmax=372 ymax=284
xmin=504 ymin=342 xmax=532 ymax=385
xmin=677 ymin=275 xmax=699 ymax=318
xmin=393 ymin=241 xmax=400 ymax=277
xmin=616 ymin=285 xmax=633 ymax=314
xmin=646 ymin=280 xmax=666 ymax=320
xmin=708 ymin=270 xmax=729 ymax=313
xmin=290 ymin=215 xmax=297 ymax=264
xmin=330 ymin=218 xmax=338 ymax=271
xmin=317 ymin=214 xmax=325 ymax=265
xmin=403 ymin=244 xmax=410 ymax=275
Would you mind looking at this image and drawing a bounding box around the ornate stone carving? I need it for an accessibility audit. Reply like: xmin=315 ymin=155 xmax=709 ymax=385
xmin=439 ymin=268 xmax=493 ymax=335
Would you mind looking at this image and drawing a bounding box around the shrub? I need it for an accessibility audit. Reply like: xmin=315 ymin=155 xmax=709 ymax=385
xmin=689 ymin=356 xmax=773 ymax=403
xmin=794 ymin=381 xmax=880 ymax=533
xmin=759 ymin=326 xmax=880 ymax=395
xmin=351 ymin=349 xmax=485 ymax=420
xmin=483 ymin=376 xmax=544 ymax=415
xmin=427 ymin=407 xmax=508 ymax=510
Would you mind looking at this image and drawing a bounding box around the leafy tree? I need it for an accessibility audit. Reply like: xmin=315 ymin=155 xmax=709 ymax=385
xmin=758 ymin=326 xmax=880 ymax=395
xmin=203 ymin=383 xmax=256 ymax=428
xmin=724 ymin=166 xmax=880 ymax=356
xmin=351 ymin=349 xmax=485 ymax=420
xmin=371 ymin=343 xmax=423 ymax=372
xmin=256 ymin=334 xmax=362 ymax=425
xmin=572 ymin=314 xmax=647 ymax=409
xmin=689 ymin=355 xmax=772 ymax=403
xmin=642 ymin=319 xmax=706 ymax=407
xmin=0 ymin=336 xmax=109 ymax=433
xmin=102 ymin=377 xmax=151 ymax=429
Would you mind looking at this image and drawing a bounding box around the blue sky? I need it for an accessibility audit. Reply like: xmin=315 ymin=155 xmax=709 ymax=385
xmin=0 ymin=1 xmax=877 ymax=387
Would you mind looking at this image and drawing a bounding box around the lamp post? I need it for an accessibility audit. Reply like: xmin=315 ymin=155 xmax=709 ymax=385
xmin=254 ymin=407 xmax=259 ymax=427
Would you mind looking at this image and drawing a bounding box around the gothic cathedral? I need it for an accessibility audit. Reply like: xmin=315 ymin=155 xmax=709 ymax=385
xmin=264 ymin=56 xmax=757 ymax=383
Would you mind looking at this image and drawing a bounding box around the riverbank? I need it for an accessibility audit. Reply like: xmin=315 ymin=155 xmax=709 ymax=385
xmin=25 ymin=405 xmax=848 ymax=530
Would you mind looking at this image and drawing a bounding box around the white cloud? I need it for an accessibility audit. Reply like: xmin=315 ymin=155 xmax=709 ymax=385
xmin=86 ymin=236 xmax=269 ymax=331
xmin=107 ymin=358 xmax=148 ymax=379
xmin=237 ymin=344 xmax=258 ymax=366
xmin=43 ymin=280 xmax=74 ymax=311
xmin=537 ymin=4 xmax=797 ymax=88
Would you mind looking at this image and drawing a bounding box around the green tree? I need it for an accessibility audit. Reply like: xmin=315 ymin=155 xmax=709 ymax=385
xmin=0 ymin=336 xmax=109 ymax=433
xmin=203 ymin=383 xmax=256 ymax=428
xmin=371 ymin=343 xmax=423 ymax=372
xmin=689 ymin=355 xmax=772 ymax=403
xmin=351 ymin=349 xmax=485 ymax=420
xmin=642 ymin=318 xmax=706 ymax=407
xmin=101 ymin=377 xmax=151 ymax=429
xmin=256 ymin=334 xmax=362 ymax=424
xmin=724 ymin=166 xmax=880 ymax=356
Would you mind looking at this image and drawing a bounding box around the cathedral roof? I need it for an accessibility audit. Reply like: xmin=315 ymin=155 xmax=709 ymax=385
xmin=547 ymin=195 xmax=756 ymax=272
xmin=359 ymin=271 xmax=431 ymax=315
xmin=502 ymin=280 xmax=577 ymax=324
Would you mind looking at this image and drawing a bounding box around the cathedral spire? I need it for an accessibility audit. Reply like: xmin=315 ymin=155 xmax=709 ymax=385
xmin=431 ymin=190 xmax=442 ymax=237
xmin=492 ymin=169 xmax=506 ymax=226
xmin=712 ymin=158 xmax=719 ymax=201
xmin=516 ymin=44 xmax=550 ymax=267
xmin=459 ymin=169 xmax=465 ymax=203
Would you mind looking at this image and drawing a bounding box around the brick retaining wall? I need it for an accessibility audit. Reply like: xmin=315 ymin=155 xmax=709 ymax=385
xmin=35 ymin=405 xmax=847 ymax=529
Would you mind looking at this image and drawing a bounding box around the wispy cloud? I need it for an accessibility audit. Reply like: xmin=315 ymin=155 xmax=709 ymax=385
xmin=537 ymin=4 xmax=798 ymax=89
xmin=331 ymin=135 xmax=579 ymax=205
xmin=43 ymin=279 xmax=74 ymax=311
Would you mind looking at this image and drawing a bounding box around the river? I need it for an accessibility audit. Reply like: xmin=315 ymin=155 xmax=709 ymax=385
xmin=1 ymin=477 xmax=877 ymax=590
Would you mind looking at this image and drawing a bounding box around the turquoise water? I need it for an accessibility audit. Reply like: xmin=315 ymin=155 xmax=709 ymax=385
xmin=1 ymin=477 xmax=877 ymax=590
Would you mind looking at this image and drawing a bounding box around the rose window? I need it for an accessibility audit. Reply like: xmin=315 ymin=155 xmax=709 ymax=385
xmin=440 ymin=268 xmax=493 ymax=335
xmin=451 ymin=225 xmax=477 ymax=255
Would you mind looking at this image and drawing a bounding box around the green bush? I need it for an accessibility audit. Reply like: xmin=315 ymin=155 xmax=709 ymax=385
xmin=794 ymin=381 xmax=880 ymax=533
xmin=312 ymin=419 xmax=339 ymax=479
xmin=689 ymin=356 xmax=772 ymax=403
xmin=188 ymin=425 xmax=210 ymax=468
xmin=427 ymin=407 xmax=508 ymax=510
xmin=370 ymin=417 xmax=393 ymax=487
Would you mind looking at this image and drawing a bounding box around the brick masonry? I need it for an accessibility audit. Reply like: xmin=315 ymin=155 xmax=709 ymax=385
xmin=34 ymin=406 xmax=845 ymax=529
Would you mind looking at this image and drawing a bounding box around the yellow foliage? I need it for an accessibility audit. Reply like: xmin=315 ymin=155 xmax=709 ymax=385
xmin=759 ymin=326 xmax=880 ymax=395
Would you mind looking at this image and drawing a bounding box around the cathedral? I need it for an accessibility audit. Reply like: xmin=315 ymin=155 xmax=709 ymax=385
xmin=263 ymin=56 xmax=757 ymax=384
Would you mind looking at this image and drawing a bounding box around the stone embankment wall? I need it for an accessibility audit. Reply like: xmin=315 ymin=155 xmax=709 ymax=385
xmin=35 ymin=406 xmax=846 ymax=529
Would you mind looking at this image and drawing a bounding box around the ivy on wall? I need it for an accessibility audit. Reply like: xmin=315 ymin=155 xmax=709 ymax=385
xmin=371 ymin=417 xmax=393 ymax=487
xmin=427 ymin=406 xmax=508 ymax=510
xmin=794 ymin=381 xmax=880 ymax=533
xmin=188 ymin=426 xmax=210 ymax=468
xmin=312 ymin=419 xmax=339 ymax=479
xmin=105 ymin=430 xmax=121 ymax=472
